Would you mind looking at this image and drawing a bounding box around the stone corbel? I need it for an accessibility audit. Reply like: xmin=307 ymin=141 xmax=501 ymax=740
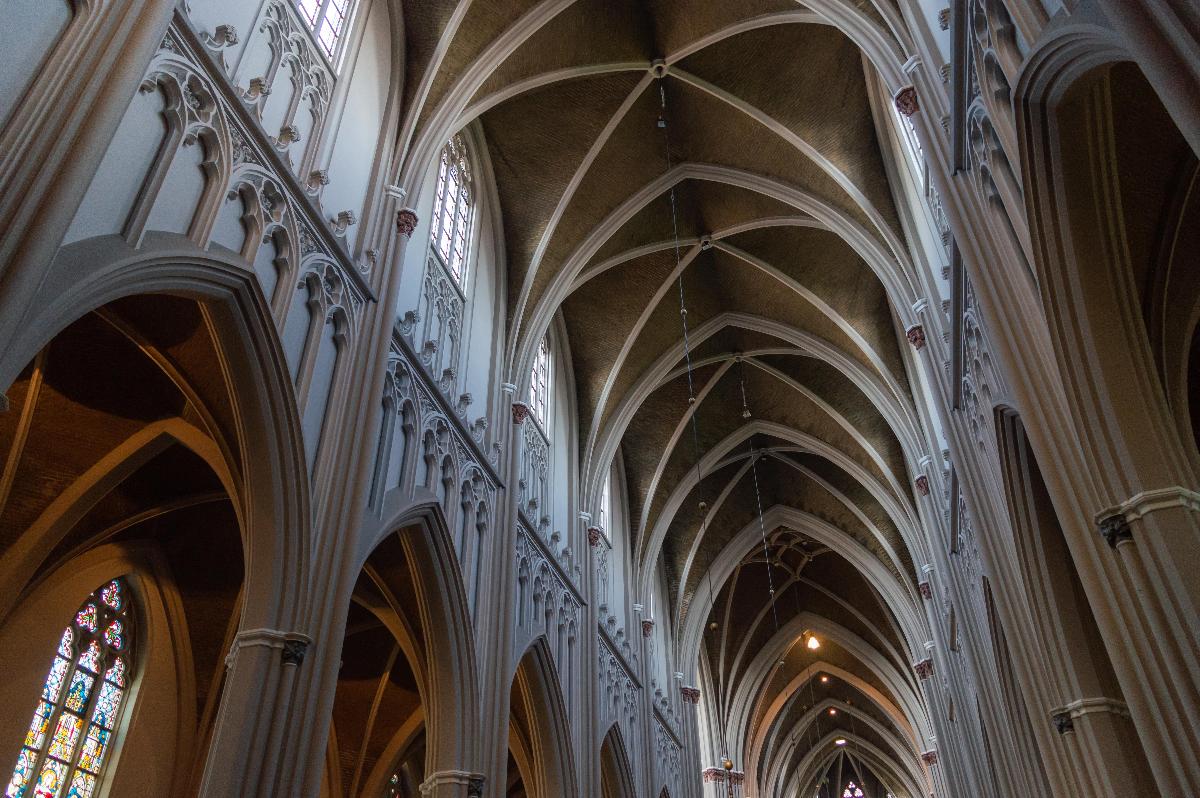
xmin=306 ymin=169 xmax=330 ymax=198
xmin=511 ymin=401 xmax=530 ymax=425
xmin=1095 ymin=487 xmax=1200 ymax=548
xmin=242 ymin=76 xmax=271 ymax=105
xmin=914 ymin=658 xmax=934 ymax=679
xmin=642 ymin=618 xmax=655 ymax=638
xmin=396 ymin=208 xmax=419 ymax=237
xmin=906 ymin=324 xmax=927 ymax=350
xmin=921 ymin=750 xmax=938 ymax=766
xmin=915 ymin=475 xmax=930 ymax=496
xmin=329 ymin=210 xmax=356 ymax=237
xmin=274 ymin=124 xmax=301 ymax=152
xmin=587 ymin=526 xmax=603 ymax=547
xmin=894 ymin=85 xmax=920 ymax=117
xmin=200 ymin=24 xmax=239 ymax=71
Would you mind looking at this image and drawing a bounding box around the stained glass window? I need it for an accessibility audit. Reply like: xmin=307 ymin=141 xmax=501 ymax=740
xmin=6 ymin=580 xmax=135 ymax=798
xmin=529 ymin=337 xmax=551 ymax=430
xmin=294 ymin=0 xmax=356 ymax=60
xmin=842 ymin=782 xmax=864 ymax=798
xmin=429 ymin=135 xmax=474 ymax=286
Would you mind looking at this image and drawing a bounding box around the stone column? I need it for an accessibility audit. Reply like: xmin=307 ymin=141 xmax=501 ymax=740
xmin=198 ymin=628 xmax=311 ymax=796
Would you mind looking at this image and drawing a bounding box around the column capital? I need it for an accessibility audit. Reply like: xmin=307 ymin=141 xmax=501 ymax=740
xmin=1096 ymin=487 xmax=1200 ymax=548
xmin=420 ymin=771 xmax=484 ymax=797
xmin=681 ymin=686 xmax=701 ymax=704
xmin=914 ymin=657 xmax=933 ymax=679
xmin=511 ymin=401 xmax=530 ymax=425
xmin=905 ymin=323 xmax=927 ymax=350
xmin=587 ymin=526 xmax=603 ymax=547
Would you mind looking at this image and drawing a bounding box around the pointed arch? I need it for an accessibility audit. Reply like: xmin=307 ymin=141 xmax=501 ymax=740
xmin=509 ymin=637 xmax=578 ymax=798
xmin=599 ymin=724 xmax=636 ymax=798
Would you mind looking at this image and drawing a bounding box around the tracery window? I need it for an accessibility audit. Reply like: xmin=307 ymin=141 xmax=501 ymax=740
xmin=529 ymin=337 xmax=551 ymax=430
xmin=892 ymin=103 xmax=926 ymax=190
xmin=6 ymin=580 xmax=135 ymax=798
xmin=429 ymin=135 xmax=474 ymax=286
xmin=296 ymin=0 xmax=355 ymax=59
xmin=842 ymin=781 xmax=865 ymax=798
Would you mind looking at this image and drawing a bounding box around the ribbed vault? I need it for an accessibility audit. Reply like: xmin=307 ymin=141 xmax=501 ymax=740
xmin=392 ymin=2 xmax=936 ymax=795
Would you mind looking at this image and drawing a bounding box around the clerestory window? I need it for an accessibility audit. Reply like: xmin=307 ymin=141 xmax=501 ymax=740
xmin=529 ymin=337 xmax=551 ymax=431
xmin=295 ymin=0 xmax=355 ymax=60
xmin=429 ymin=135 xmax=474 ymax=287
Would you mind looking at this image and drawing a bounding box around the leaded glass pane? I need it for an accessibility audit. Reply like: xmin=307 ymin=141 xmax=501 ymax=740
xmin=47 ymin=716 xmax=82 ymax=761
xmin=63 ymin=671 xmax=92 ymax=713
xmin=42 ymin=659 xmax=69 ymax=704
xmin=24 ymin=703 xmax=53 ymax=750
xmin=6 ymin=580 xmax=135 ymax=798
xmin=6 ymin=747 xmax=36 ymax=797
xmin=73 ymin=606 xmax=96 ymax=634
xmin=91 ymin=683 xmax=122 ymax=730
xmin=103 ymin=659 xmax=125 ymax=689
xmin=75 ymin=727 xmax=108 ymax=774
xmin=74 ymin=643 xmax=100 ymax=674
xmin=64 ymin=771 xmax=94 ymax=798
xmin=98 ymin=583 xmax=121 ymax=612
xmin=31 ymin=759 xmax=66 ymax=798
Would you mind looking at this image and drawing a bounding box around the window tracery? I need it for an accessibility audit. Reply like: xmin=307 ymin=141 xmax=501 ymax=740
xmin=6 ymin=580 xmax=135 ymax=798
xmin=842 ymin=781 xmax=865 ymax=798
xmin=295 ymin=0 xmax=354 ymax=59
xmin=429 ymin=135 xmax=474 ymax=287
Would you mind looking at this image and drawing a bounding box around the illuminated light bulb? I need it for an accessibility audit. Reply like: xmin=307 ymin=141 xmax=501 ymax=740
xmin=835 ymin=738 xmax=847 ymax=746
xmin=805 ymin=633 xmax=821 ymax=650
xmin=820 ymin=675 xmax=830 ymax=684
xmin=828 ymin=708 xmax=837 ymax=716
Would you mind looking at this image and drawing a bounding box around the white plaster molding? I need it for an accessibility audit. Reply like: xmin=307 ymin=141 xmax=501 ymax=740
xmin=1052 ymin=696 xmax=1131 ymax=720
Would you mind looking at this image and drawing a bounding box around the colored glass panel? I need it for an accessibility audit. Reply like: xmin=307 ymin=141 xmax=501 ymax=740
xmin=24 ymin=702 xmax=52 ymax=749
xmin=6 ymin=747 xmax=36 ymax=797
xmin=73 ymin=605 xmax=96 ymax=633
xmin=64 ymin=771 xmax=94 ymax=798
xmin=91 ymin=682 xmax=122 ymax=730
xmin=56 ymin=630 xmax=72 ymax=660
xmin=47 ymin=715 xmax=82 ymax=761
xmin=42 ymin=658 xmax=69 ymax=703
xmin=64 ymin=670 xmax=93 ymax=713
xmin=99 ymin=582 xmax=121 ymax=611
xmin=75 ymin=726 xmax=108 ymax=774
xmin=75 ymin=642 xmax=100 ymax=673
xmin=31 ymin=758 xmax=65 ymax=798
xmin=102 ymin=621 xmax=122 ymax=650
xmin=103 ymin=658 xmax=125 ymax=689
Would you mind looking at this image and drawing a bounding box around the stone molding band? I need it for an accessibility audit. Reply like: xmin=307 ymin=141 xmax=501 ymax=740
xmin=1095 ymin=487 xmax=1200 ymax=548
xmin=224 ymin=628 xmax=313 ymax=668
xmin=420 ymin=770 xmax=485 ymax=796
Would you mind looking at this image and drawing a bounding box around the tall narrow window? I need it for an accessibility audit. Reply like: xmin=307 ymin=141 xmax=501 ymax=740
xmin=295 ymin=0 xmax=355 ymax=59
xmin=528 ymin=337 xmax=551 ymax=430
xmin=429 ymin=135 xmax=474 ymax=286
xmin=598 ymin=472 xmax=612 ymax=536
xmin=6 ymin=580 xmax=135 ymax=798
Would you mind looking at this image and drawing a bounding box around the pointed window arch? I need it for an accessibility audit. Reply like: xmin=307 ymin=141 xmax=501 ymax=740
xmin=6 ymin=580 xmax=136 ymax=798
xmin=529 ymin=336 xmax=551 ymax=430
xmin=430 ymin=135 xmax=474 ymax=287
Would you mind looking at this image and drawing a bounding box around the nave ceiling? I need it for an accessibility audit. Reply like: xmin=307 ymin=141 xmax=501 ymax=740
xmin=392 ymin=0 xmax=935 ymax=793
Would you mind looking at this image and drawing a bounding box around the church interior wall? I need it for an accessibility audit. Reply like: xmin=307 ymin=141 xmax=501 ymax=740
xmin=1 ymin=0 xmax=1198 ymax=796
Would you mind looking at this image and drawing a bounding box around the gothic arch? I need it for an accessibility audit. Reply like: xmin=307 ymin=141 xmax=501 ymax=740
xmin=0 ymin=241 xmax=312 ymax=632
xmin=508 ymin=637 xmax=578 ymax=798
xmin=599 ymin=724 xmax=636 ymax=798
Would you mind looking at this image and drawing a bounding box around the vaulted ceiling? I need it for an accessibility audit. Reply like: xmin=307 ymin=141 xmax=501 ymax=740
xmin=392 ymin=2 xmax=936 ymax=795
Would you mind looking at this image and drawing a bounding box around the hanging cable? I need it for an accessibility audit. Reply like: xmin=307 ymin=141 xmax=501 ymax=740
xmin=656 ymin=76 xmax=732 ymax=766
xmin=738 ymin=358 xmax=783 ymax=638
